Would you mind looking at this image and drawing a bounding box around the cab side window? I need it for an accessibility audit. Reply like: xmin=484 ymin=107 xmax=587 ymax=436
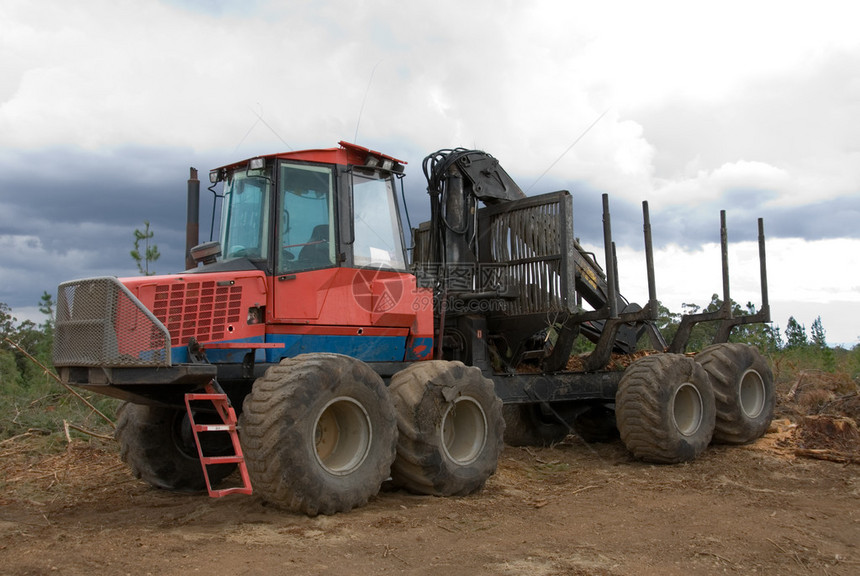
xmin=278 ymin=164 xmax=335 ymax=274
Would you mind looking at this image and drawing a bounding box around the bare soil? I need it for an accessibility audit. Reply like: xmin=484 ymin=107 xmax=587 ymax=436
xmin=1 ymin=412 xmax=858 ymax=576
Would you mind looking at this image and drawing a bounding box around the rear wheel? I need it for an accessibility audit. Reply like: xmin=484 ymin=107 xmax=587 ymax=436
xmin=572 ymin=404 xmax=619 ymax=443
xmin=616 ymin=354 xmax=715 ymax=463
xmin=115 ymin=402 xmax=236 ymax=492
xmin=239 ymin=354 xmax=397 ymax=516
xmin=389 ymin=361 xmax=504 ymax=496
xmin=502 ymin=403 xmax=570 ymax=447
xmin=695 ymin=343 xmax=775 ymax=444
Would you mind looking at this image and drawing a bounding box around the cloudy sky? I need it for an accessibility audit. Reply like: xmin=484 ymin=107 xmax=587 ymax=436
xmin=1 ymin=0 xmax=858 ymax=345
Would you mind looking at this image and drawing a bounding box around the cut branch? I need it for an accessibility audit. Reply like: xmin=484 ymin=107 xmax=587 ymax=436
xmin=4 ymin=337 xmax=115 ymax=429
xmin=64 ymin=420 xmax=115 ymax=442
xmin=795 ymin=448 xmax=859 ymax=464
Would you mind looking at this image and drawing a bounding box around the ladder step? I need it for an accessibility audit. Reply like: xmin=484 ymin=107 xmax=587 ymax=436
xmin=201 ymin=455 xmax=244 ymax=465
xmin=185 ymin=393 xmax=226 ymax=401
xmin=193 ymin=423 xmax=236 ymax=433
xmin=210 ymin=486 xmax=254 ymax=497
xmin=184 ymin=380 xmax=253 ymax=498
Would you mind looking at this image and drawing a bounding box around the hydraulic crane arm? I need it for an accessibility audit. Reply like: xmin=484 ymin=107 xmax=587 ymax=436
xmin=423 ymin=148 xmax=625 ymax=316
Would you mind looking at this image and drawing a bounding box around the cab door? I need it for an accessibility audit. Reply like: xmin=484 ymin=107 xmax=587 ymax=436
xmin=272 ymin=161 xmax=338 ymax=321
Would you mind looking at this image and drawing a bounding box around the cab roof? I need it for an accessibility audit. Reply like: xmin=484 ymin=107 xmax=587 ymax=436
xmin=214 ymin=141 xmax=407 ymax=174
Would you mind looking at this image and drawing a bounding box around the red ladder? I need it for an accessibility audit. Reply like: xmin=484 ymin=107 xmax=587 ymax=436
xmin=184 ymin=380 xmax=253 ymax=497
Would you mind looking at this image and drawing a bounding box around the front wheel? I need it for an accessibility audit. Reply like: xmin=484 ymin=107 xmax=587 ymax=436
xmin=115 ymin=402 xmax=236 ymax=492
xmin=695 ymin=343 xmax=775 ymax=444
xmin=616 ymin=354 xmax=715 ymax=463
xmin=239 ymin=354 xmax=397 ymax=516
xmin=389 ymin=361 xmax=504 ymax=496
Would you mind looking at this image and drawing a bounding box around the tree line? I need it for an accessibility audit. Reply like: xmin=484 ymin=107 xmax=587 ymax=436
xmin=654 ymin=294 xmax=831 ymax=354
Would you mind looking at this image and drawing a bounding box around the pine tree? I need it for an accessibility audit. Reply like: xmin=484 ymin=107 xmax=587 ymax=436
xmin=810 ymin=316 xmax=827 ymax=349
xmin=785 ymin=316 xmax=808 ymax=349
xmin=0 ymin=303 xmax=21 ymax=387
xmin=131 ymin=220 xmax=161 ymax=276
xmin=38 ymin=291 xmax=54 ymax=331
xmin=771 ymin=325 xmax=783 ymax=350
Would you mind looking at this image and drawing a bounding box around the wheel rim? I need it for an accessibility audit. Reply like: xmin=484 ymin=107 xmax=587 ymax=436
xmin=739 ymin=369 xmax=766 ymax=419
xmin=313 ymin=397 xmax=372 ymax=476
xmin=441 ymin=397 xmax=487 ymax=465
xmin=672 ymin=383 xmax=704 ymax=437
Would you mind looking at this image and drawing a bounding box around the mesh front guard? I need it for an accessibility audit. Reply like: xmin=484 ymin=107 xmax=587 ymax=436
xmin=53 ymin=277 xmax=172 ymax=367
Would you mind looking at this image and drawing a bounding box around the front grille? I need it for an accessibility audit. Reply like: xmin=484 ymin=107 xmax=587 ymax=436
xmin=151 ymin=281 xmax=243 ymax=345
xmin=53 ymin=277 xmax=171 ymax=367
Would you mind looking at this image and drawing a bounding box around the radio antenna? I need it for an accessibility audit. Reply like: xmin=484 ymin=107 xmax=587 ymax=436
xmin=234 ymin=115 xmax=261 ymax=152
xmin=248 ymin=104 xmax=293 ymax=151
xmin=525 ymin=108 xmax=609 ymax=193
xmin=354 ymin=61 xmax=380 ymax=144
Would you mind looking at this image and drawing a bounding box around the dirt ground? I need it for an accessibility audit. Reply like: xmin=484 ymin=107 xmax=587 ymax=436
xmin=1 ymin=411 xmax=858 ymax=576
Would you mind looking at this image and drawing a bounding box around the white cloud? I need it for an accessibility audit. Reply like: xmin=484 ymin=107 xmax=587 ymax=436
xmin=3 ymin=0 xmax=857 ymax=201
xmin=575 ymin=1 xmax=860 ymax=107
xmin=611 ymin=237 xmax=860 ymax=346
xmin=1 ymin=0 xmax=860 ymax=347
xmin=652 ymin=161 xmax=790 ymax=206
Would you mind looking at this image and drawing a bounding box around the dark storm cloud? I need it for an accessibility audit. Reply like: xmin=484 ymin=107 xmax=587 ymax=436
xmin=648 ymin=188 xmax=860 ymax=249
xmin=1 ymin=146 xmax=212 ymax=236
xmin=0 ymin=146 xmax=225 ymax=308
xmin=766 ymin=195 xmax=860 ymax=241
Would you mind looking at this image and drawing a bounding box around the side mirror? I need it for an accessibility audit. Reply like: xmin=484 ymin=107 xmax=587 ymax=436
xmin=189 ymin=241 xmax=221 ymax=266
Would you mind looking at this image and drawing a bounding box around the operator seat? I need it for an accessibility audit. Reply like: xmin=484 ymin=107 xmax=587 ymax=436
xmin=298 ymin=224 xmax=330 ymax=265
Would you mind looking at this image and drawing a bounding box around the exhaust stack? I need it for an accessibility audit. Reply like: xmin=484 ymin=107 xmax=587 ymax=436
xmin=185 ymin=167 xmax=200 ymax=270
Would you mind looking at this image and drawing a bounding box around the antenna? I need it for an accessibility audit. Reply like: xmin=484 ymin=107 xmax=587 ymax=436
xmin=247 ymin=104 xmax=293 ymax=151
xmin=525 ymin=108 xmax=610 ymax=193
xmin=354 ymin=61 xmax=380 ymax=144
xmin=234 ymin=116 xmax=261 ymax=152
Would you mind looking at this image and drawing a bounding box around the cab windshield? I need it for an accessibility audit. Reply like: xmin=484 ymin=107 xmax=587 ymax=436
xmin=220 ymin=169 xmax=272 ymax=260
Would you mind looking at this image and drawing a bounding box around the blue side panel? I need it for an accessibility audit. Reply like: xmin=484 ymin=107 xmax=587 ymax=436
xmin=169 ymin=336 xmax=268 ymax=364
xmin=264 ymin=334 xmax=406 ymax=363
xmin=164 ymin=335 xmax=404 ymax=364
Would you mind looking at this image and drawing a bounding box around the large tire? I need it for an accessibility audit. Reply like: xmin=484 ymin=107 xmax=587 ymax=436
xmin=239 ymin=354 xmax=397 ymax=516
xmin=502 ymin=403 xmax=570 ymax=447
xmin=115 ymin=402 xmax=236 ymax=491
xmin=695 ymin=343 xmax=775 ymax=444
xmin=389 ymin=361 xmax=504 ymax=496
xmin=616 ymin=354 xmax=715 ymax=463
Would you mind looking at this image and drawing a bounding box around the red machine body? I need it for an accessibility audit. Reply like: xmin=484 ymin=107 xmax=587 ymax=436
xmin=118 ymin=267 xmax=433 ymax=365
